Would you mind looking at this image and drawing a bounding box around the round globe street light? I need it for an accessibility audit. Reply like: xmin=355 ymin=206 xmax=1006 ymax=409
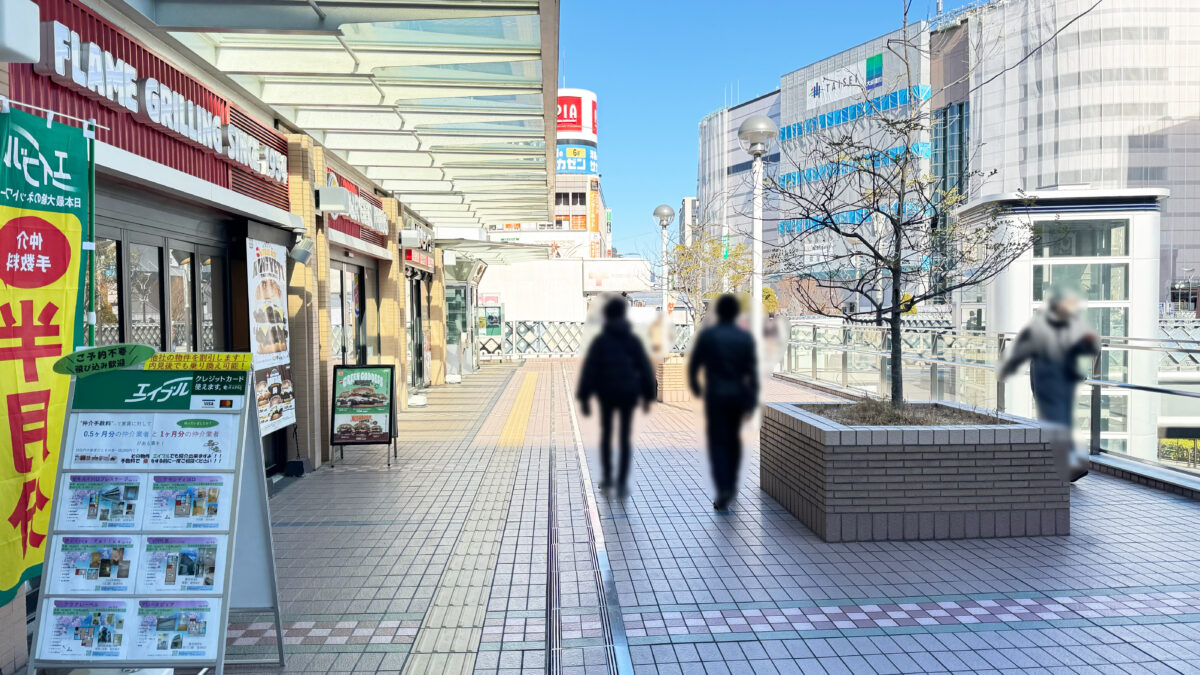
xmin=655 ymin=204 xmax=675 ymax=353
xmin=737 ymin=114 xmax=778 ymax=364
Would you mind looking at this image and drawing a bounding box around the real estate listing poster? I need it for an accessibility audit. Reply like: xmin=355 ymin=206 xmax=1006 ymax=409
xmin=146 ymin=474 xmax=235 ymax=530
xmin=36 ymin=599 xmax=131 ymax=661
xmin=330 ymin=365 xmax=395 ymax=445
xmin=138 ymin=536 xmax=225 ymax=594
xmin=68 ymin=412 xmax=239 ymax=471
xmin=47 ymin=536 xmax=140 ymax=595
xmin=56 ymin=475 xmax=146 ymax=530
xmin=132 ymin=598 xmax=222 ymax=660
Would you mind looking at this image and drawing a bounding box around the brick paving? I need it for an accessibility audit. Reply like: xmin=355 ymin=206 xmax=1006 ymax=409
xmin=226 ymin=361 xmax=1200 ymax=674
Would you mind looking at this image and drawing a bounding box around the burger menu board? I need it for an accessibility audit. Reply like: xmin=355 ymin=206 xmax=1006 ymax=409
xmin=330 ymin=365 xmax=395 ymax=445
xmin=246 ymin=239 xmax=296 ymax=435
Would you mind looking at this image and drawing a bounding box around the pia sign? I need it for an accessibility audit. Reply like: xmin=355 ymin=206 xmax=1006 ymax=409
xmin=557 ymin=89 xmax=597 ymax=145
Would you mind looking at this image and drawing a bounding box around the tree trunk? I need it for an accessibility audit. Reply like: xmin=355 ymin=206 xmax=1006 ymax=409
xmin=889 ymin=275 xmax=904 ymax=408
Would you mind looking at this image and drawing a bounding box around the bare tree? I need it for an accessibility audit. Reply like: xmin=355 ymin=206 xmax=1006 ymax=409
xmin=767 ymin=1 xmax=1037 ymax=406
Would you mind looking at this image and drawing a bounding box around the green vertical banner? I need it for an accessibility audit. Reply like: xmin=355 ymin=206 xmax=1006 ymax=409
xmin=0 ymin=107 xmax=93 ymax=604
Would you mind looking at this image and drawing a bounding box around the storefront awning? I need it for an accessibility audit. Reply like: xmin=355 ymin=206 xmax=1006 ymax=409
xmin=119 ymin=0 xmax=556 ymax=230
xmin=436 ymin=238 xmax=551 ymax=265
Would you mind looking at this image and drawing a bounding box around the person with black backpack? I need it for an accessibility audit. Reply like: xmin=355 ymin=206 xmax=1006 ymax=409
xmin=576 ymin=297 xmax=657 ymax=497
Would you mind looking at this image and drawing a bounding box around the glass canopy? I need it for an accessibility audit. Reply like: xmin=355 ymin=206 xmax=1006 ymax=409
xmin=169 ymin=3 xmax=550 ymax=229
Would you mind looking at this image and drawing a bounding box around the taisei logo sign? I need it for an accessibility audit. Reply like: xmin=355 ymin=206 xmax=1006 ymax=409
xmin=806 ymin=53 xmax=884 ymax=107
xmin=34 ymin=20 xmax=287 ymax=184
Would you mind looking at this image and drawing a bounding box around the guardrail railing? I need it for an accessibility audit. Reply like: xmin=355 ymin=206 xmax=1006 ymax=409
xmin=781 ymin=321 xmax=1200 ymax=477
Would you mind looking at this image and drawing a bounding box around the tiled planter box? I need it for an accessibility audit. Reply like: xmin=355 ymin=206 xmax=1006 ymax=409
xmin=761 ymin=401 xmax=1070 ymax=542
xmin=657 ymin=356 xmax=689 ymax=403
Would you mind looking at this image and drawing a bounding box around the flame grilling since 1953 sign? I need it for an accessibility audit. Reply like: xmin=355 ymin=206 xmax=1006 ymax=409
xmin=34 ymin=19 xmax=287 ymax=185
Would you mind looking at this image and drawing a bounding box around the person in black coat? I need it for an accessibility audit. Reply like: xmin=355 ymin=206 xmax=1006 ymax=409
xmin=689 ymin=294 xmax=758 ymax=510
xmin=577 ymin=298 xmax=657 ymax=495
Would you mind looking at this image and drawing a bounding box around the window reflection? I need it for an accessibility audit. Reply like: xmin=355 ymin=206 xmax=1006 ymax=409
xmin=169 ymin=249 xmax=193 ymax=352
xmin=199 ymin=255 xmax=217 ymax=351
xmin=95 ymin=239 xmax=120 ymax=346
xmin=128 ymin=243 xmax=162 ymax=350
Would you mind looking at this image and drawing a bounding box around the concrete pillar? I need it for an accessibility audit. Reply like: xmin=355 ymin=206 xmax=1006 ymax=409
xmin=429 ymin=249 xmax=447 ymax=386
xmin=284 ymin=134 xmax=324 ymax=470
xmin=380 ymin=197 xmax=407 ymax=417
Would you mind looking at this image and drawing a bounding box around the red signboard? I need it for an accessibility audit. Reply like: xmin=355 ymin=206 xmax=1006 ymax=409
xmin=404 ymin=249 xmax=434 ymax=272
xmin=7 ymin=0 xmax=290 ymax=211
xmin=325 ymin=169 xmax=388 ymax=248
xmin=557 ymin=95 xmax=583 ymax=133
xmin=592 ymin=99 xmax=598 ymax=136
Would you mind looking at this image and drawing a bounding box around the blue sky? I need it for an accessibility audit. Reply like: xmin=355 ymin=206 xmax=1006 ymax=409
xmin=557 ymin=0 xmax=970 ymax=257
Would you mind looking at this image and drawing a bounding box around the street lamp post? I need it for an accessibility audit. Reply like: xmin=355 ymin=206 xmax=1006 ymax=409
xmin=654 ymin=204 xmax=675 ymax=353
xmin=737 ymin=114 xmax=778 ymax=357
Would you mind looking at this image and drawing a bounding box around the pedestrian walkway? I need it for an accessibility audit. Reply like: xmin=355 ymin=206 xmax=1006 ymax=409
xmin=228 ymin=361 xmax=1200 ymax=674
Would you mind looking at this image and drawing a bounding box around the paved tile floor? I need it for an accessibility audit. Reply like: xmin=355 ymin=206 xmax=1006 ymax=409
xmin=227 ymin=361 xmax=1200 ymax=674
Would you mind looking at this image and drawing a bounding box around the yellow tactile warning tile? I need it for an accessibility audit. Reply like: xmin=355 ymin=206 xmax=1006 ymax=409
xmin=497 ymin=371 xmax=538 ymax=447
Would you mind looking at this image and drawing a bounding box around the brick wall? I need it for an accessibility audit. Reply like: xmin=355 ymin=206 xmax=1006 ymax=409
xmin=761 ymin=402 xmax=1071 ymax=542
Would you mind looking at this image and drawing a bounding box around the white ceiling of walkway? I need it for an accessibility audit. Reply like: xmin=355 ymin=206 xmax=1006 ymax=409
xmin=125 ymin=0 xmax=556 ymax=229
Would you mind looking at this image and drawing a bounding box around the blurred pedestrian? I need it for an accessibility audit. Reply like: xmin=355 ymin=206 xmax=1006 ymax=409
xmin=689 ymin=294 xmax=758 ymax=510
xmin=999 ymin=287 xmax=1099 ymax=482
xmin=577 ymin=297 xmax=657 ymax=496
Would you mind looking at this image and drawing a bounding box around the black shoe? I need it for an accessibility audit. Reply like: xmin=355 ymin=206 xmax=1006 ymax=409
xmin=598 ymin=480 xmax=612 ymax=494
xmin=615 ymin=483 xmax=629 ymax=499
xmin=1070 ymin=469 xmax=1089 ymax=483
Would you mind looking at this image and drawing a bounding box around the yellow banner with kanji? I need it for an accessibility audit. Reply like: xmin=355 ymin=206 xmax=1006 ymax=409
xmin=145 ymin=352 xmax=253 ymax=371
xmin=0 ymin=108 xmax=89 ymax=605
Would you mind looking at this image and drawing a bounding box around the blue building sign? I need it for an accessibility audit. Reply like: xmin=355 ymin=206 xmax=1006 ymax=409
xmin=556 ymin=144 xmax=598 ymax=174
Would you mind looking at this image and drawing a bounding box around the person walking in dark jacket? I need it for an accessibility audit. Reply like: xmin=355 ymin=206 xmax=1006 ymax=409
xmin=577 ymin=298 xmax=657 ymax=495
xmin=689 ymin=294 xmax=758 ymax=510
xmin=999 ymin=288 xmax=1099 ymax=481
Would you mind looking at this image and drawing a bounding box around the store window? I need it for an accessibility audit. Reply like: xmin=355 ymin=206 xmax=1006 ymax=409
xmin=1033 ymin=219 xmax=1128 ymax=257
xmin=1033 ymin=263 xmax=1128 ymax=302
xmin=447 ymin=286 xmax=466 ymax=346
xmin=95 ymin=239 xmax=121 ymax=346
xmin=129 ymin=243 xmax=163 ymax=350
xmin=169 ymin=249 xmax=194 ymax=352
xmin=94 ymin=225 xmax=230 ymax=354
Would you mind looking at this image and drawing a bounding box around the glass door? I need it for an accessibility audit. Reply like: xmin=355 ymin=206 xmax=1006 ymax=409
xmin=329 ymin=262 xmax=366 ymax=366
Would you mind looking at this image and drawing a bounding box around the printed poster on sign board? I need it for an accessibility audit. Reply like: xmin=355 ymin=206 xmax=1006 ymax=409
xmin=132 ymin=598 xmax=222 ymax=660
xmin=0 ymin=107 xmax=90 ymax=605
xmin=36 ymin=599 xmax=131 ymax=661
xmin=138 ymin=535 xmax=225 ymax=594
xmin=67 ymin=412 xmax=239 ymax=471
xmin=330 ymin=365 xmax=395 ymax=445
xmin=145 ymin=474 xmax=234 ymax=531
xmin=46 ymin=535 xmax=140 ymax=595
xmin=55 ymin=475 xmax=146 ymax=531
